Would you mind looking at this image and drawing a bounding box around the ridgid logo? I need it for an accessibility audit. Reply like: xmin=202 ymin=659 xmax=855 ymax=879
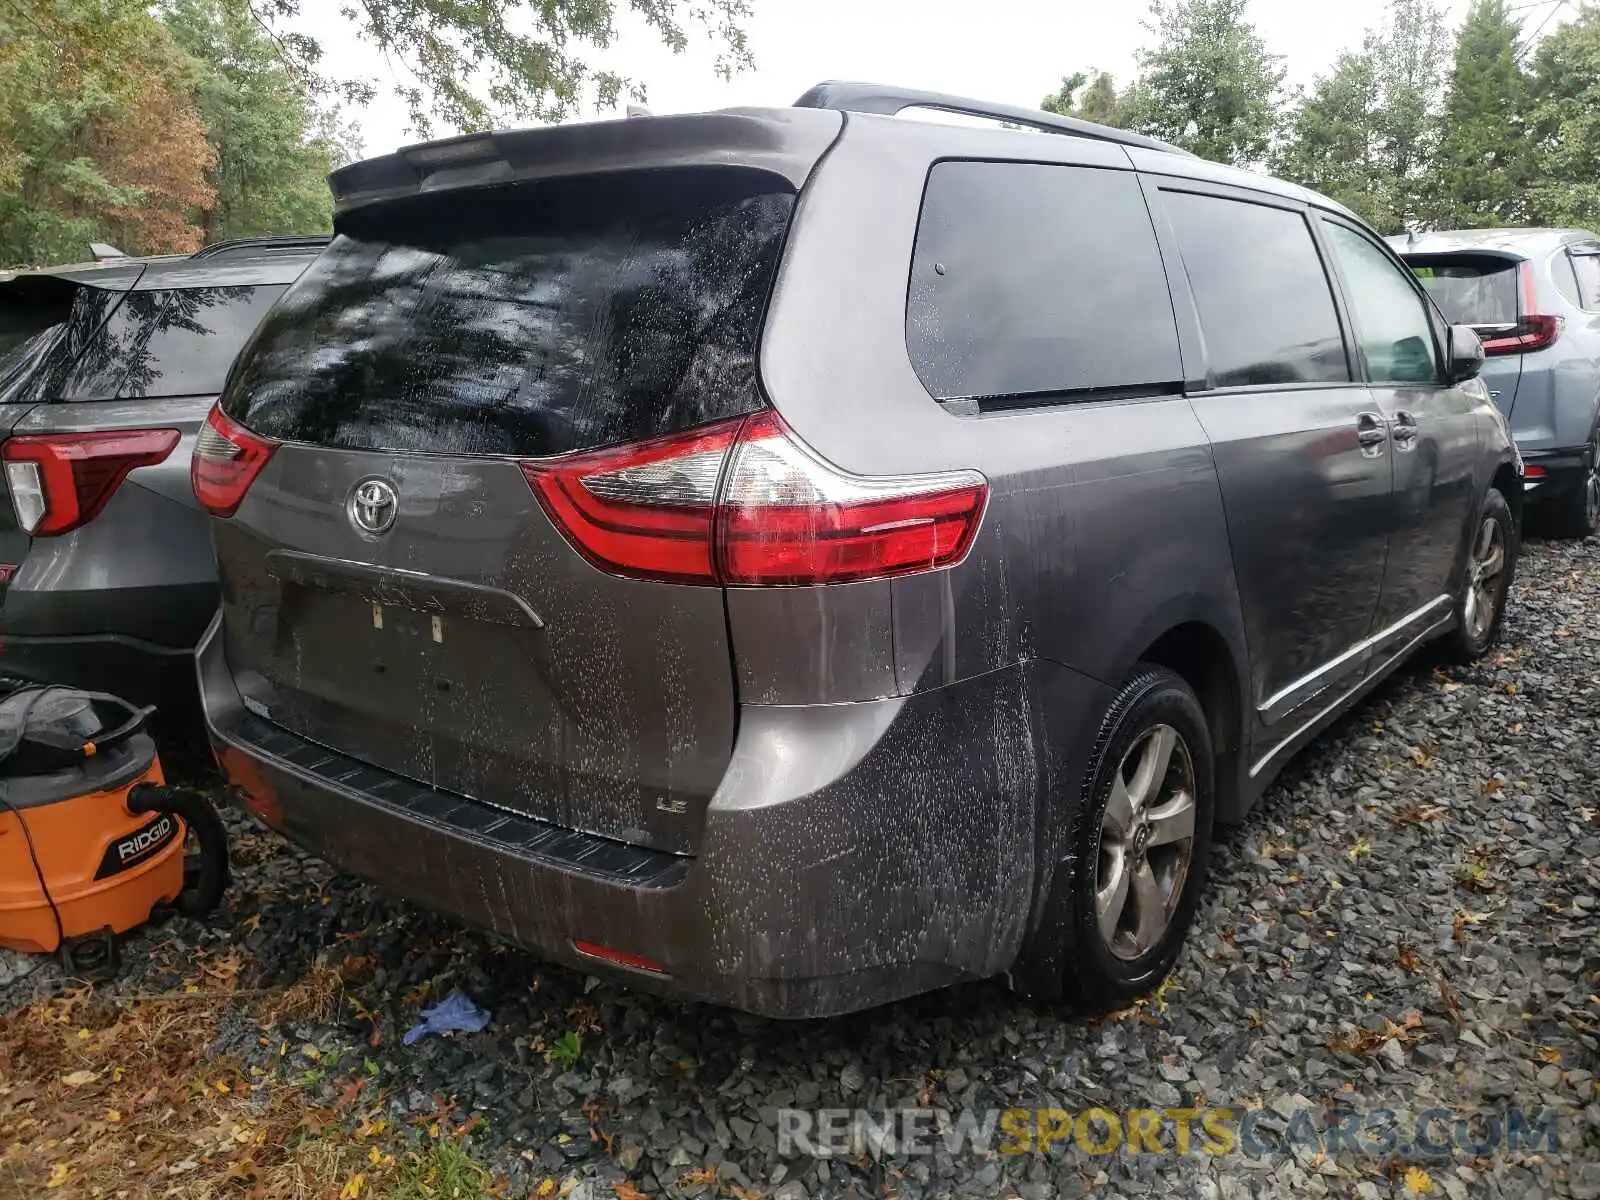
xmin=119 ymin=816 xmax=175 ymax=862
xmin=93 ymin=815 xmax=178 ymax=879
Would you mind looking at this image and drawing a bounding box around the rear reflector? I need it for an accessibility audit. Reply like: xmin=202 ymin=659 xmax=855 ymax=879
xmin=192 ymin=405 xmax=278 ymax=517
xmin=1481 ymin=262 xmax=1562 ymax=356
xmin=2 ymin=429 xmax=180 ymax=536
xmin=572 ymin=940 xmax=666 ymax=974
xmin=1524 ymin=464 xmax=1547 ymax=478
xmin=523 ymin=412 xmax=989 ymax=587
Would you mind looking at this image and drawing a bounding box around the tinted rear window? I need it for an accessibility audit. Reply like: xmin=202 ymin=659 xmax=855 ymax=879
xmin=1162 ymin=190 xmax=1349 ymax=388
xmin=1405 ymin=256 xmax=1520 ymax=325
xmin=60 ymin=285 xmax=285 ymax=400
xmin=906 ymin=161 xmax=1182 ymax=402
xmin=221 ymin=168 xmax=796 ymax=457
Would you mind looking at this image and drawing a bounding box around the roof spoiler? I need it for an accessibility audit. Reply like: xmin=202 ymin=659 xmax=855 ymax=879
xmin=792 ymin=80 xmax=1196 ymax=157
xmin=326 ymin=109 xmax=844 ymax=215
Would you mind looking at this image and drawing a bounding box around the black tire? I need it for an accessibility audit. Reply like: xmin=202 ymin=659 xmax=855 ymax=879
xmin=1440 ymin=487 xmax=1518 ymax=663
xmin=1540 ymin=445 xmax=1600 ymax=540
xmin=1042 ymin=664 xmax=1215 ymax=1014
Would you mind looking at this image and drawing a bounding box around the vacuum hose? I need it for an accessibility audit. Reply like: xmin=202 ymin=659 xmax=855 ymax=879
xmin=127 ymin=784 xmax=231 ymax=918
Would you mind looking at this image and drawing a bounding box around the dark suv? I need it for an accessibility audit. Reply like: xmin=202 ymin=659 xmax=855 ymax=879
xmin=193 ymin=84 xmax=1521 ymax=1018
xmin=0 ymin=237 xmax=325 ymax=709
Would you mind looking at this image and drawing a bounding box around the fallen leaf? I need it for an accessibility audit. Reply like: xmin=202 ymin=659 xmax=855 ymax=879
xmin=1405 ymin=1164 xmax=1434 ymax=1194
xmin=1349 ymin=837 xmax=1372 ymax=860
xmin=62 ymin=1070 xmax=97 ymax=1088
xmin=538 ymin=1179 xmax=557 ymax=1197
xmin=1452 ymin=914 xmax=1466 ymax=942
xmin=1397 ymin=942 xmax=1421 ymax=973
xmin=679 ymin=1167 xmax=716 ymax=1185
xmin=46 ymin=1163 xmax=70 ymax=1189
xmin=214 ymin=1080 xmax=231 ymax=1094
xmin=1482 ymin=778 xmax=1503 ymax=795
xmin=614 ymin=1183 xmax=646 ymax=1200
xmin=339 ymin=1173 xmax=366 ymax=1199
xmin=106 ymin=1109 xmax=122 ymax=1124
xmin=1537 ymin=1046 xmax=1562 ymax=1065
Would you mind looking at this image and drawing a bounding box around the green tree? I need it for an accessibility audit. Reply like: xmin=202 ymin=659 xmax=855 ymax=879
xmin=1118 ymin=0 xmax=1285 ymax=165
xmin=0 ymin=1 xmax=215 ymax=267
xmin=1041 ymin=70 xmax=1126 ymax=126
xmin=243 ymin=0 xmax=756 ymax=137
xmin=161 ymin=0 xmax=353 ymax=240
xmin=1273 ymin=53 xmax=1391 ymax=226
xmin=1426 ymin=0 xmax=1531 ymax=229
xmin=1371 ymin=0 xmax=1453 ymax=229
xmin=1525 ymin=3 xmax=1600 ymax=229
xmin=1272 ymin=0 xmax=1451 ymax=233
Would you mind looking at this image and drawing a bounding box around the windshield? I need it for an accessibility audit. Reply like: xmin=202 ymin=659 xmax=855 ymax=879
xmin=221 ymin=167 xmax=796 ymax=458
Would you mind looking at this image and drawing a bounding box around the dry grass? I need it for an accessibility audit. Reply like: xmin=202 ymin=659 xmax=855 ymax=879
xmin=0 ymin=947 xmax=503 ymax=1200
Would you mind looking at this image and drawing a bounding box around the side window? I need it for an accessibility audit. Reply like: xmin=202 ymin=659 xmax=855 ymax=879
xmin=1321 ymin=223 xmax=1441 ymax=385
xmin=1571 ymin=250 xmax=1600 ymax=311
xmin=61 ymin=285 xmax=286 ymax=401
xmin=906 ymin=161 xmax=1182 ymax=403
xmin=1161 ymin=191 xmax=1350 ymax=387
xmin=1553 ymin=251 xmax=1583 ymax=308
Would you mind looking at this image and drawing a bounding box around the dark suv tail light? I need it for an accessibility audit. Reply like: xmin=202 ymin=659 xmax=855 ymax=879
xmin=192 ymin=405 xmax=277 ymax=516
xmin=1481 ymin=262 xmax=1562 ymax=356
xmin=2 ymin=429 xmax=180 ymax=536
xmin=523 ymin=412 xmax=989 ymax=586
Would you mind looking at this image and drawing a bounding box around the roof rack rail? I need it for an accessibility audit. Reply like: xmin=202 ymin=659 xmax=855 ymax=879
xmin=189 ymin=234 xmax=332 ymax=260
xmin=793 ymin=81 xmax=1194 ymax=157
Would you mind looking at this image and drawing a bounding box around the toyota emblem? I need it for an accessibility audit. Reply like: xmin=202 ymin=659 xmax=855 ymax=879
xmin=348 ymin=478 xmax=398 ymax=536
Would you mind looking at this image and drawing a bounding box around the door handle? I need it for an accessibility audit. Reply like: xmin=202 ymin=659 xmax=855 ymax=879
xmin=1391 ymin=410 xmax=1419 ymax=452
xmin=1356 ymin=412 xmax=1389 ymax=457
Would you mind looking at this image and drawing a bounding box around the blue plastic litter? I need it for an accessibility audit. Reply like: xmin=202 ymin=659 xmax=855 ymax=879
xmin=402 ymin=991 xmax=490 ymax=1045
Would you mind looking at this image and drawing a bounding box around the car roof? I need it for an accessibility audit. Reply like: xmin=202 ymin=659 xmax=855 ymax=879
xmin=0 ymin=235 xmax=330 ymax=290
xmin=1388 ymin=228 xmax=1600 ymax=258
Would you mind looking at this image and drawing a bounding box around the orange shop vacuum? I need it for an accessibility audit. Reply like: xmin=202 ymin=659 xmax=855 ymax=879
xmin=0 ymin=684 xmax=229 ymax=975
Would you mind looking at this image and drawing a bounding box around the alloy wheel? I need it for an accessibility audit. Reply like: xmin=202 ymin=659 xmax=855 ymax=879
xmin=1463 ymin=513 xmax=1508 ymax=642
xmin=1094 ymin=724 xmax=1197 ymax=962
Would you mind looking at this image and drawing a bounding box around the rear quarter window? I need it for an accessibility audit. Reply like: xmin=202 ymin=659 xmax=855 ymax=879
xmin=905 ymin=161 xmax=1182 ymax=404
xmin=221 ymin=167 xmax=795 ymax=458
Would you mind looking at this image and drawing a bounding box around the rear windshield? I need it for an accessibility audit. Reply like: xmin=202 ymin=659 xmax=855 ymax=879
xmin=1406 ymin=255 xmax=1520 ymax=325
xmin=221 ymin=167 xmax=796 ymax=458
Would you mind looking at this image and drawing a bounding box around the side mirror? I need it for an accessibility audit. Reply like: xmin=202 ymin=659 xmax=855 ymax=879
xmin=1447 ymin=325 xmax=1485 ymax=383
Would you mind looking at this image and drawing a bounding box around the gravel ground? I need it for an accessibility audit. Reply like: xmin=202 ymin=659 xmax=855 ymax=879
xmin=4 ymin=536 xmax=1598 ymax=1199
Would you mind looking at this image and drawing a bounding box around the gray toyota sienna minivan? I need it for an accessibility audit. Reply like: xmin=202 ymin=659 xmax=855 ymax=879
xmin=194 ymin=83 xmax=1522 ymax=1018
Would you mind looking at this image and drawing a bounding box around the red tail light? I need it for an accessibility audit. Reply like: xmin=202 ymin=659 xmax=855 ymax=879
xmin=523 ymin=412 xmax=989 ymax=587
xmin=1481 ymin=262 xmax=1562 ymax=356
xmin=191 ymin=406 xmax=277 ymax=517
xmin=2 ymin=429 xmax=180 ymax=536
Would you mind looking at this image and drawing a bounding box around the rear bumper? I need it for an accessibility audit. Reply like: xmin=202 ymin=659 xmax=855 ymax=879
xmin=0 ymin=584 xmax=215 ymax=708
xmin=1519 ymin=445 xmax=1590 ymax=500
xmin=197 ymin=612 xmax=1101 ymax=1017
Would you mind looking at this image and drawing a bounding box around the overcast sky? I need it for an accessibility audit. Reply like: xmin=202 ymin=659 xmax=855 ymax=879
xmin=307 ymin=0 xmax=1561 ymax=158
